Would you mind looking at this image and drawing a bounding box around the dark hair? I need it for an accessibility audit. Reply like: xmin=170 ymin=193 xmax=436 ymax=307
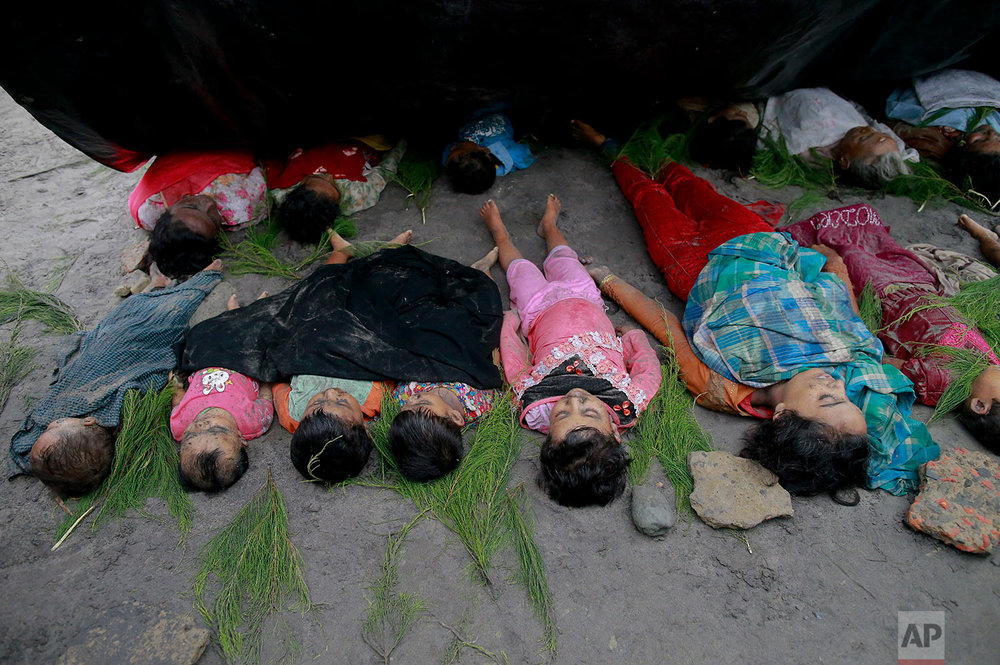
xmin=277 ymin=184 xmax=341 ymax=244
xmin=957 ymin=402 xmax=1000 ymax=455
xmin=689 ymin=118 xmax=757 ymax=173
xmin=181 ymin=446 xmax=249 ymax=491
xmin=387 ymin=409 xmax=463 ymax=481
xmin=945 ymin=148 xmax=1000 ymax=204
xmin=289 ymin=411 xmax=373 ymax=484
xmin=31 ymin=425 xmax=115 ymax=497
xmin=149 ymin=210 xmax=220 ymax=278
xmin=446 ymin=150 xmax=496 ymax=194
xmin=739 ymin=411 xmax=870 ymax=494
xmin=538 ymin=427 xmax=630 ymax=507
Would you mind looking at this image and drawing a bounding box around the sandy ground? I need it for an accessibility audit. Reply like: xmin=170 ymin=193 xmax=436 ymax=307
xmin=1 ymin=87 xmax=998 ymax=665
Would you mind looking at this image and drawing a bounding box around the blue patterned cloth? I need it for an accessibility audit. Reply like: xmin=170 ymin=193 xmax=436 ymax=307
xmin=683 ymin=232 xmax=939 ymax=495
xmin=442 ymin=111 xmax=534 ymax=176
xmin=9 ymin=270 xmax=222 ymax=475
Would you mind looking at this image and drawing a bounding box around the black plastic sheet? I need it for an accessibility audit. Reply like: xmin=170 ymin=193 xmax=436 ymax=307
xmin=2 ymin=1 xmax=997 ymax=171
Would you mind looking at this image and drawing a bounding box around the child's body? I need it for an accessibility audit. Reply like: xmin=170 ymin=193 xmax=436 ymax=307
xmin=482 ymin=195 xmax=662 ymax=506
xmin=17 ymin=262 xmax=224 ymax=496
xmin=170 ymin=361 xmax=274 ymax=490
xmin=444 ymin=111 xmax=534 ymax=194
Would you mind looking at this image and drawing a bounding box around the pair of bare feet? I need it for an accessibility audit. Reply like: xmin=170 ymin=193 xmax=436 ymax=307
xmin=477 ymin=193 xmax=571 ymax=273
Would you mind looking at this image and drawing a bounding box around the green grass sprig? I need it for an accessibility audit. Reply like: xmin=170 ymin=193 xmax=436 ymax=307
xmin=629 ymin=326 xmax=714 ymax=514
xmin=361 ymin=511 xmax=428 ymax=663
xmin=194 ymin=469 xmax=313 ymax=665
xmin=55 ymin=385 xmax=194 ymax=543
xmin=390 ymin=155 xmax=440 ymax=225
xmin=218 ymin=217 xmax=356 ymax=279
xmin=0 ymin=273 xmax=80 ymax=334
xmin=924 ymin=346 xmax=991 ymax=422
xmin=358 ymin=391 xmax=556 ymax=655
xmin=0 ymin=326 xmax=36 ymax=414
xmin=858 ymin=280 xmax=883 ymax=335
xmin=617 ymin=118 xmax=694 ymax=176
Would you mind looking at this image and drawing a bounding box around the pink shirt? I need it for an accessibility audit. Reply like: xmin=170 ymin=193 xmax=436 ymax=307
xmin=170 ymin=368 xmax=274 ymax=441
xmin=500 ymin=301 xmax=662 ymax=433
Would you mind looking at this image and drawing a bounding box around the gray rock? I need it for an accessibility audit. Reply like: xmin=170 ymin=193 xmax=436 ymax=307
xmin=688 ymin=451 xmax=793 ymax=529
xmin=631 ymin=483 xmax=676 ymax=537
xmin=127 ymin=269 xmax=151 ymax=295
xmin=119 ymin=240 xmax=149 ymax=275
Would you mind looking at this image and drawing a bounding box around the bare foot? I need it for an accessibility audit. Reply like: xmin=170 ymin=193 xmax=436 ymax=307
xmin=147 ymin=262 xmax=173 ymax=290
xmin=479 ymin=199 xmax=504 ymax=233
xmin=329 ymin=231 xmax=352 ymax=253
xmin=578 ymin=255 xmax=594 ymax=265
xmin=587 ymin=264 xmax=613 ymax=285
xmin=256 ymin=290 xmax=269 ymax=300
xmin=226 ymin=293 xmax=240 ymax=311
xmin=203 ymin=259 xmax=223 ymax=272
xmin=390 ymin=230 xmax=413 ymax=245
xmin=958 ymin=214 xmax=999 ymax=242
xmin=570 ymin=119 xmax=607 ymax=147
xmin=536 ymin=194 xmax=562 ymax=238
xmin=471 ymin=247 xmax=499 ymax=272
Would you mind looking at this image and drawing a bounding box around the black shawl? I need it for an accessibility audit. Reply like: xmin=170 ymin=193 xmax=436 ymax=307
xmin=181 ymin=246 xmax=503 ymax=388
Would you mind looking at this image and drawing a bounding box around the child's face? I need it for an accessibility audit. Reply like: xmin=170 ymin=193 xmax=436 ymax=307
xmin=301 ymin=173 xmax=342 ymax=203
xmin=548 ymin=388 xmax=619 ymax=444
xmin=304 ymin=388 xmax=364 ymax=425
xmin=168 ymin=195 xmax=224 ymax=239
xmin=180 ymin=408 xmax=245 ymax=472
xmin=399 ymin=388 xmax=465 ymax=427
xmin=967 ymin=365 xmax=1000 ymax=415
xmin=446 ymin=140 xmax=491 ymax=164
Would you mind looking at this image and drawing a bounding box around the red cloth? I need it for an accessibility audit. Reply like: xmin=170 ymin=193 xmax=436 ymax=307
xmin=264 ymin=141 xmax=372 ymax=189
xmin=127 ymin=149 xmax=259 ymax=225
xmin=611 ymin=159 xmax=776 ymax=300
xmin=785 ymin=204 xmax=1000 ymax=406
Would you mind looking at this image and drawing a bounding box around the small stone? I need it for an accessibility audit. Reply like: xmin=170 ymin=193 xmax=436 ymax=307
xmin=906 ymin=449 xmax=1000 ymax=554
xmin=631 ymin=483 xmax=676 ymax=537
xmin=120 ymin=240 xmax=149 ymax=275
xmin=126 ymin=270 xmax=151 ymax=295
xmin=688 ymin=451 xmax=793 ymax=529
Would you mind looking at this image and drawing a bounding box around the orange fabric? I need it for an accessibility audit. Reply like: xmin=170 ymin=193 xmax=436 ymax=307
xmin=596 ymin=272 xmax=754 ymax=416
xmin=272 ymin=380 xmax=390 ymax=433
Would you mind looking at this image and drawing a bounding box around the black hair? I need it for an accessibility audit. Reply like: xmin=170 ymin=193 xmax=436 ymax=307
xmin=945 ymin=148 xmax=1000 ymax=205
xmin=181 ymin=446 xmax=250 ymax=491
xmin=538 ymin=427 xmax=630 ymax=507
xmin=31 ymin=424 xmax=115 ymax=497
xmin=277 ymin=184 xmax=341 ymax=244
xmin=387 ymin=409 xmax=463 ymax=481
xmin=289 ymin=411 xmax=373 ymax=484
xmin=957 ymin=402 xmax=1000 ymax=455
xmin=148 ymin=209 xmax=220 ymax=278
xmin=689 ymin=118 xmax=757 ymax=173
xmin=446 ymin=150 xmax=496 ymax=194
xmin=739 ymin=411 xmax=870 ymax=494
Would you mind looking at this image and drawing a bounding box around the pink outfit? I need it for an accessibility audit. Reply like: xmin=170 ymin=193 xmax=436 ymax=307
xmin=170 ymin=368 xmax=274 ymax=441
xmin=501 ymin=247 xmax=662 ymax=433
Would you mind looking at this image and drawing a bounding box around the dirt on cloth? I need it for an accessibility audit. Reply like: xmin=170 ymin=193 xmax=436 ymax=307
xmin=1 ymin=88 xmax=998 ymax=665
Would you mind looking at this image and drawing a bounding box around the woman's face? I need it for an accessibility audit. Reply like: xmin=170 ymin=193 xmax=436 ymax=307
xmin=775 ymin=368 xmax=867 ymax=436
xmin=838 ymin=126 xmax=899 ymax=164
xmin=168 ymin=195 xmax=224 ymax=239
xmin=964 ymin=126 xmax=1000 ymax=155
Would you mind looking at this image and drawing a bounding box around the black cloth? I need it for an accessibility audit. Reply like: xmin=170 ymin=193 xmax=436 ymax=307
xmin=181 ymin=246 xmax=503 ymax=389
xmin=520 ymin=355 xmax=637 ymax=427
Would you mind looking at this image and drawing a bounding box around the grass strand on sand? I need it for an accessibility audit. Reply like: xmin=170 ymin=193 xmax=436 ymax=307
xmin=629 ymin=328 xmax=714 ymax=514
xmin=927 ymin=347 xmax=991 ymax=422
xmin=194 ymin=469 xmax=313 ymax=665
xmin=361 ymin=512 xmax=428 ymax=664
xmin=357 ymin=390 xmax=556 ymax=656
xmin=0 ymin=326 xmax=36 ymax=414
xmin=0 ymin=273 xmax=80 ymax=334
xmin=55 ymin=385 xmax=194 ymax=542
